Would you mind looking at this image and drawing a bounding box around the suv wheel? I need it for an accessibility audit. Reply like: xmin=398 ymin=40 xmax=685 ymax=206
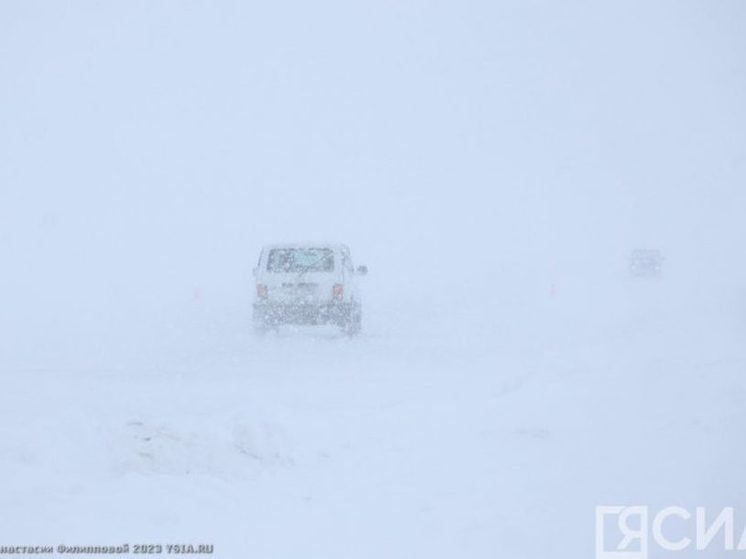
xmin=253 ymin=309 xmax=269 ymax=336
xmin=342 ymin=305 xmax=362 ymax=336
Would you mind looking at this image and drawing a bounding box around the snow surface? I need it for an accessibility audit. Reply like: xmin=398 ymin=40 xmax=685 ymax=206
xmin=1 ymin=1 xmax=746 ymax=557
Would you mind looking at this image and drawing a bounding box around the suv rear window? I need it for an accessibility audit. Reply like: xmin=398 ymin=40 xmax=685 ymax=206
xmin=266 ymin=248 xmax=334 ymax=273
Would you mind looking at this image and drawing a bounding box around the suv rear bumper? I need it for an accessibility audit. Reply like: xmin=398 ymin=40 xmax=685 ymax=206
xmin=253 ymin=302 xmax=356 ymax=326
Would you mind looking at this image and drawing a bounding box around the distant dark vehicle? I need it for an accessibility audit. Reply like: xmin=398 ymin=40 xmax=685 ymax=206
xmin=629 ymin=249 xmax=664 ymax=277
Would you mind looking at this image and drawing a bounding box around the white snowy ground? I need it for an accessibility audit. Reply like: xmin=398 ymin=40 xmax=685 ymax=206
xmin=0 ymin=259 xmax=744 ymax=558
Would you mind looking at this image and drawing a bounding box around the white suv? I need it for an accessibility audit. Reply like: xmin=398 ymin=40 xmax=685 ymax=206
xmin=628 ymin=249 xmax=664 ymax=278
xmin=252 ymin=243 xmax=367 ymax=334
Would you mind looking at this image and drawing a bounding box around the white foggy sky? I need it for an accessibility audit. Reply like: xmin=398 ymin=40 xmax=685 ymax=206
xmin=1 ymin=0 xmax=745 ymax=310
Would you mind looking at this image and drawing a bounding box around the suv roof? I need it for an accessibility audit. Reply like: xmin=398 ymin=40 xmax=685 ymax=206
xmin=630 ymin=249 xmax=662 ymax=257
xmin=262 ymin=243 xmax=349 ymax=252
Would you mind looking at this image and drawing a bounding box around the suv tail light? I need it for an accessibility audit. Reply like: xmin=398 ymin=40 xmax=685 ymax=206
xmin=332 ymin=284 xmax=344 ymax=301
xmin=256 ymin=284 xmax=268 ymax=299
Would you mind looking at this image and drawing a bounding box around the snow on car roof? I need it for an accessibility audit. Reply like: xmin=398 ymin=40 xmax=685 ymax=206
xmin=630 ymin=248 xmax=662 ymax=255
xmin=261 ymin=243 xmax=349 ymax=251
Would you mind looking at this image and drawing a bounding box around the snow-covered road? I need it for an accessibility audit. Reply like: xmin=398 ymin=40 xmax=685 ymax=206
xmin=1 ymin=275 xmax=743 ymax=558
